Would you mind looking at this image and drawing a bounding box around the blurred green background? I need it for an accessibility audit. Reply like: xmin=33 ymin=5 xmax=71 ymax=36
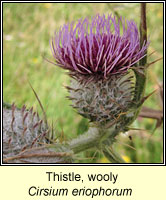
xmin=3 ymin=3 xmax=163 ymax=163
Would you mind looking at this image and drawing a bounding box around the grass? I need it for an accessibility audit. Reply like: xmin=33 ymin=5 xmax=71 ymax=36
xmin=3 ymin=3 xmax=163 ymax=163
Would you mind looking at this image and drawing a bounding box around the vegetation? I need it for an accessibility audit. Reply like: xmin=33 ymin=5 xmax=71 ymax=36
xmin=3 ymin=3 xmax=163 ymax=163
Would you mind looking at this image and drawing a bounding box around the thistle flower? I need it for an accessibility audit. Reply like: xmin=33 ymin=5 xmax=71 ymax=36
xmin=51 ymin=14 xmax=148 ymax=78
xmin=50 ymin=14 xmax=149 ymax=127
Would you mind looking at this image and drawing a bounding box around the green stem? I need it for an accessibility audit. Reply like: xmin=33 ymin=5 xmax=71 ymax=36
xmin=69 ymin=127 xmax=105 ymax=154
xmin=140 ymin=3 xmax=147 ymax=66
xmin=132 ymin=3 xmax=148 ymax=118
xmin=69 ymin=126 xmax=124 ymax=163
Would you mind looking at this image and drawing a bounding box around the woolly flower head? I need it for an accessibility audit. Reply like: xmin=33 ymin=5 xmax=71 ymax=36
xmin=51 ymin=14 xmax=148 ymax=78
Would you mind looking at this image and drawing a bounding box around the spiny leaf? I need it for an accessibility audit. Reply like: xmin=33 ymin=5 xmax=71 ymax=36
xmin=152 ymin=118 xmax=163 ymax=134
xmin=116 ymin=140 xmax=136 ymax=151
xmin=28 ymin=81 xmax=48 ymax=127
xmin=146 ymin=57 xmax=163 ymax=68
xmin=140 ymin=89 xmax=157 ymax=105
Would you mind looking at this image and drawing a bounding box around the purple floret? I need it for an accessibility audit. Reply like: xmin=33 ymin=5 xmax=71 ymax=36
xmin=51 ymin=14 xmax=148 ymax=78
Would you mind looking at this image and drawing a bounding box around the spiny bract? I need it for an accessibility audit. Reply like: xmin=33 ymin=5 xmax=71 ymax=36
xmin=68 ymin=73 xmax=134 ymax=127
